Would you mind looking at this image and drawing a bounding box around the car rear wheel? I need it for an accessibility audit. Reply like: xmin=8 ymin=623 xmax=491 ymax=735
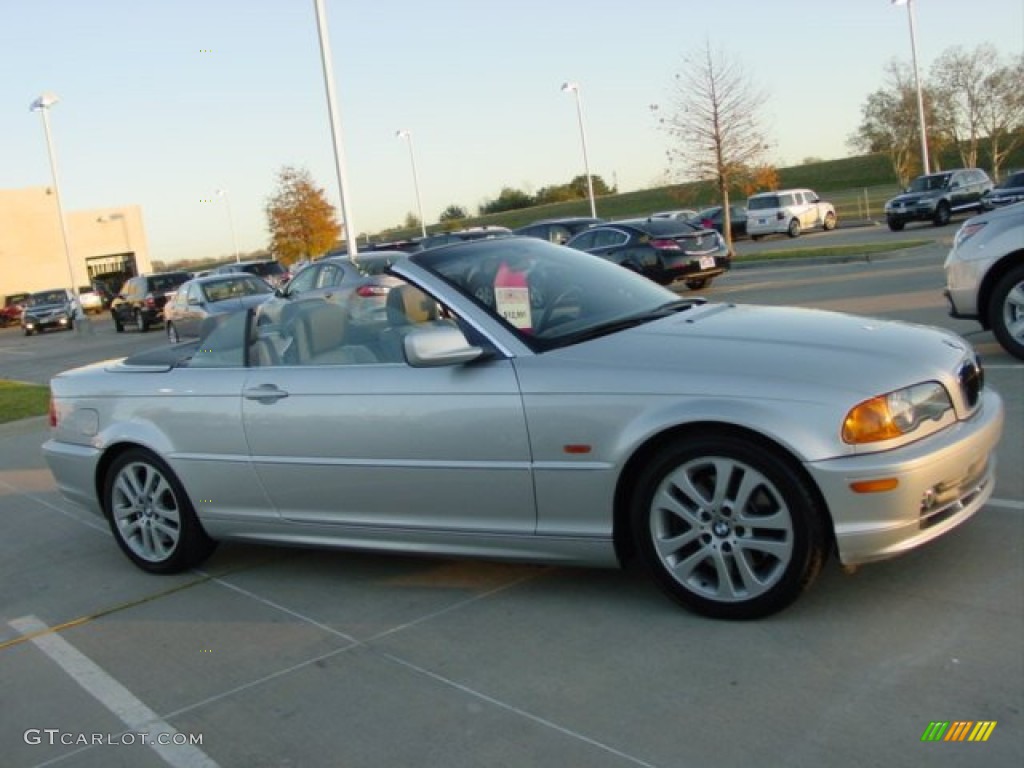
xmin=989 ymin=264 xmax=1024 ymax=360
xmin=103 ymin=448 xmax=217 ymax=574
xmin=685 ymin=278 xmax=710 ymax=290
xmin=135 ymin=310 xmax=148 ymax=333
xmin=630 ymin=435 xmax=826 ymax=619
xmin=787 ymin=219 xmax=801 ymax=238
xmin=822 ymin=212 xmax=837 ymax=231
xmin=933 ymin=202 xmax=951 ymax=226
xmin=112 ymin=312 xmax=124 ymax=333
xmin=167 ymin=322 xmax=180 ymax=344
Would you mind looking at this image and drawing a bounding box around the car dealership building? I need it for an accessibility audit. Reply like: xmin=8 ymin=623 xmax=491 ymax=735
xmin=0 ymin=186 xmax=152 ymax=300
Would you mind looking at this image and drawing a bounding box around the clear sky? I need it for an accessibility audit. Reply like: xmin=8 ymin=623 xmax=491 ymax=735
xmin=2 ymin=0 xmax=1022 ymax=265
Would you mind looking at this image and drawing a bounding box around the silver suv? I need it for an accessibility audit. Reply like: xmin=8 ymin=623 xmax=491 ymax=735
xmin=885 ymin=168 xmax=992 ymax=230
xmin=944 ymin=203 xmax=1024 ymax=359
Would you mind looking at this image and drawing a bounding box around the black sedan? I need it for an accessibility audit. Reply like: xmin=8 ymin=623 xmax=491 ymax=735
xmin=981 ymin=171 xmax=1024 ymax=210
xmin=565 ymin=219 xmax=731 ymax=289
xmin=164 ymin=274 xmax=274 ymax=342
xmin=696 ymin=205 xmax=748 ymax=240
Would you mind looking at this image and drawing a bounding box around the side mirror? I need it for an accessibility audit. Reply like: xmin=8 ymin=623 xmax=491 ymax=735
xmin=404 ymin=325 xmax=484 ymax=367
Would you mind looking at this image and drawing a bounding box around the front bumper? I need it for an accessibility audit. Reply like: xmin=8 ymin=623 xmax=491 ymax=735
xmin=806 ymin=388 xmax=1003 ymax=566
xmin=885 ymin=201 xmax=938 ymax=223
xmin=23 ymin=314 xmax=72 ymax=331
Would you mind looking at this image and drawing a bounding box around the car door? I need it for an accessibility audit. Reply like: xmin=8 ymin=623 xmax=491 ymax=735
xmin=240 ymin=282 xmax=536 ymax=533
xmin=177 ymin=282 xmax=207 ymax=338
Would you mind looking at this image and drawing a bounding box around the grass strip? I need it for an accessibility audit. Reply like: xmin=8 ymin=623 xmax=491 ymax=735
xmin=0 ymin=380 xmax=50 ymax=424
xmin=738 ymin=239 xmax=933 ymax=262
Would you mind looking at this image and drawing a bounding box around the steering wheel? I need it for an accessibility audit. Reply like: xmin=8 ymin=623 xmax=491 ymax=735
xmin=536 ymin=285 xmax=583 ymax=335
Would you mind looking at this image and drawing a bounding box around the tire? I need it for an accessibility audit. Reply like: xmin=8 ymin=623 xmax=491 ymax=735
xmin=685 ymin=278 xmax=710 ymax=291
xmin=135 ymin=310 xmax=149 ymax=333
xmin=887 ymin=219 xmax=905 ymax=232
xmin=989 ymin=264 xmax=1024 ymax=361
xmin=113 ymin=312 xmax=124 ymax=333
xmin=102 ymin=448 xmax=217 ymax=574
xmin=167 ymin=322 xmax=180 ymax=344
xmin=933 ymin=202 xmax=951 ymax=226
xmin=751 ymin=235 xmax=763 ymax=241
xmin=822 ymin=212 xmax=837 ymax=231
xmin=24 ymin=328 xmax=33 ymax=337
xmin=630 ymin=435 xmax=827 ymax=619
xmin=787 ymin=219 xmax=801 ymax=238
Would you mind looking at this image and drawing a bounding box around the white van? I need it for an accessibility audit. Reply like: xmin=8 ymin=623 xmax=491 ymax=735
xmin=746 ymin=189 xmax=837 ymax=239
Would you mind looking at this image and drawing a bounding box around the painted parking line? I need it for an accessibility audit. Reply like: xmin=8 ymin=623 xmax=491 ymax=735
xmin=988 ymin=498 xmax=1024 ymax=511
xmin=9 ymin=615 xmax=219 ymax=768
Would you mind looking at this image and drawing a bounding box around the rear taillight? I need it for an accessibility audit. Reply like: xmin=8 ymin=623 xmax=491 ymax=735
xmin=356 ymin=285 xmax=390 ymax=297
xmin=650 ymin=239 xmax=681 ymax=250
xmin=49 ymin=396 xmax=57 ymax=428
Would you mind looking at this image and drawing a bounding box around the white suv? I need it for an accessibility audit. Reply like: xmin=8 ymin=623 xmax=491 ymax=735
xmin=944 ymin=203 xmax=1024 ymax=359
xmin=746 ymin=189 xmax=837 ymax=239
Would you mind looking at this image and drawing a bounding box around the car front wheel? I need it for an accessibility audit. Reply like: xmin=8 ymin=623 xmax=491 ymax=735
xmin=103 ymin=448 xmax=217 ymax=574
xmin=630 ymin=435 xmax=827 ymax=619
xmin=887 ymin=218 xmax=905 ymax=231
xmin=823 ymin=212 xmax=837 ymax=231
xmin=989 ymin=264 xmax=1024 ymax=360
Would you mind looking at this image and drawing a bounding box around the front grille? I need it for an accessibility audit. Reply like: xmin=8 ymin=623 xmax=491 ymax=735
xmin=958 ymin=358 xmax=983 ymax=409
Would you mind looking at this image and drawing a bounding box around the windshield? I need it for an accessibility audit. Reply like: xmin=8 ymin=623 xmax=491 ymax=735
xmin=747 ymin=196 xmax=779 ymax=210
xmin=412 ymin=237 xmax=687 ymax=351
xmin=908 ymin=173 xmax=951 ymax=193
xmin=27 ymin=290 xmax=68 ymax=306
xmin=151 ymin=274 xmax=190 ymax=293
xmin=201 ymin=276 xmax=272 ymax=302
xmin=997 ymin=172 xmax=1024 ymax=189
xmin=249 ymin=262 xmax=286 ymax=277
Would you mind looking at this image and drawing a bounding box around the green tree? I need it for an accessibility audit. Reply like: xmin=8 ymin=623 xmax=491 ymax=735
xmin=265 ymin=166 xmax=341 ymax=265
xmin=439 ymin=204 xmax=467 ymax=222
xmin=479 ymin=186 xmax=534 ymax=214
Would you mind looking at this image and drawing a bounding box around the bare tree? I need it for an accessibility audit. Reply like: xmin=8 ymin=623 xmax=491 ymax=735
xmin=265 ymin=166 xmax=341 ymax=265
xmin=930 ymin=45 xmax=1001 ymax=170
xmin=850 ymin=60 xmax=950 ymax=185
xmin=978 ymin=54 xmax=1024 ymax=180
xmin=652 ymin=42 xmax=770 ymax=248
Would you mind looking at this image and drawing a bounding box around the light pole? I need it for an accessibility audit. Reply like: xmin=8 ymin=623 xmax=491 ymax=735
xmin=313 ymin=0 xmax=358 ymax=256
xmin=215 ymin=189 xmax=241 ymax=262
xmin=30 ymin=93 xmax=83 ymax=318
xmin=891 ymin=0 xmax=930 ymax=175
xmin=561 ymin=81 xmax=597 ymax=218
xmin=395 ymin=129 xmax=427 ymax=238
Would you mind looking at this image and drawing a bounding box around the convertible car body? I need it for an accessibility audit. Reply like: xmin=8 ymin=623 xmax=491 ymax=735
xmin=43 ymin=237 xmax=1004 ymax=619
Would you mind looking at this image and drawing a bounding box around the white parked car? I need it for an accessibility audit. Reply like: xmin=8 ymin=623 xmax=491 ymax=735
xmin=747 ymin=189 xmax=837 ymax=239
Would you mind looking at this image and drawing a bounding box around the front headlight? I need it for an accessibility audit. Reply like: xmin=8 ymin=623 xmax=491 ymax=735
xmin=842 ymin=382 xmax=953 ymax=444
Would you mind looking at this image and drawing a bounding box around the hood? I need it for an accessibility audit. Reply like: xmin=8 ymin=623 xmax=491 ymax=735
xmin=538 ymin=303 xmax=970 ymax=404
xmin=887 ymin=189 xmax=941 ymax=205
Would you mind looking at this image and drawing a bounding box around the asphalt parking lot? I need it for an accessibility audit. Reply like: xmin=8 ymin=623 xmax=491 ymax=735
xmin=1 ymin=245 xmax=1021 ymax=767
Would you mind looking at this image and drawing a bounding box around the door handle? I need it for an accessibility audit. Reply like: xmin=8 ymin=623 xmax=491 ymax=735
xmin=243 ymin=384 xmax=289 ymax=403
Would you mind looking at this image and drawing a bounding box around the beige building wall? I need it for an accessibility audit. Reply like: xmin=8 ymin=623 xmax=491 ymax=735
xmin=0 ymin=186 xmax=151 ymax=299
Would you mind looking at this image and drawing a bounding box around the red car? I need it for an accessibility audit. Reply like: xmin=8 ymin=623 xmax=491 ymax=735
xmin=1 ymin=293 xmax=28 ymax=328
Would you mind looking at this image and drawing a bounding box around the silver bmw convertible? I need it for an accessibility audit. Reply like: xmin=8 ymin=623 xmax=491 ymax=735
xmin=43 ymin=237 xmax=1004 ymax=619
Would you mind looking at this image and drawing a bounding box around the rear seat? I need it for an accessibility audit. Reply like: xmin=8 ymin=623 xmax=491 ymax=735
xmin=290 ymin=301 xmax=378 ymax=365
